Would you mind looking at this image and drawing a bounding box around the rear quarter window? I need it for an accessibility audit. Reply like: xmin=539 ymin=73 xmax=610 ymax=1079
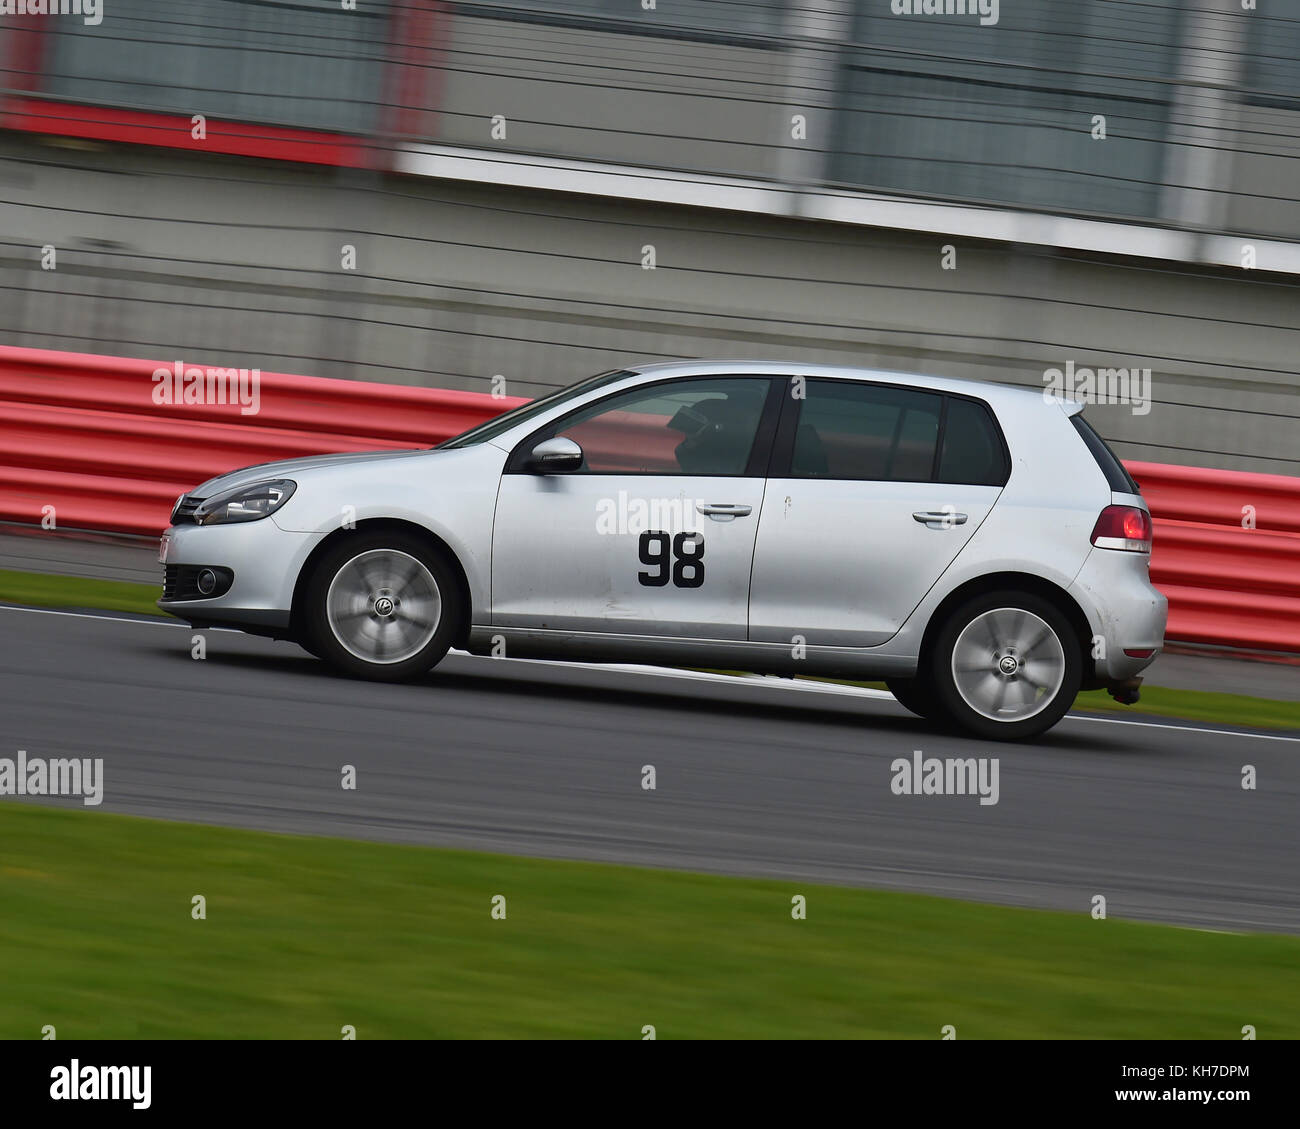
xmin=936 ymin=398 xmax=1008 ymax=486
xmin=1071 ymin=416 xmax=1140 ymax=493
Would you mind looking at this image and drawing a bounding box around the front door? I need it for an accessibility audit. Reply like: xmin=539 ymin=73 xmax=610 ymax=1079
xmin=491 ymin=376 xmax=779 ymax=639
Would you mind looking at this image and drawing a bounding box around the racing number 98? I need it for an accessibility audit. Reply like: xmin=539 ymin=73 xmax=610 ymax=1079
xmin=638 ymin=531 xmax=705 ymax=589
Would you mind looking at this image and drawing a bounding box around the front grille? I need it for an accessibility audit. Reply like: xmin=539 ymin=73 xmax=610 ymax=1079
xmin=162 ymin=565 xmax=232 ymax=601
xmin=171 ymin=495 xmax=204 ymax=524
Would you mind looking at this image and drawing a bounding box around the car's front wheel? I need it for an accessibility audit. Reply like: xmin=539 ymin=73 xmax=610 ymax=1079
xmin=303 ymin=533 xmax=460 ymax=681
xmin=929 ymin=591 xmax=1080 ymax=741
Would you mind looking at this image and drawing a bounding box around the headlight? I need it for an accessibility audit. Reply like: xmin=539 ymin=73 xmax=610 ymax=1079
xmin=194 ymin=479 xmax=297 ymax=525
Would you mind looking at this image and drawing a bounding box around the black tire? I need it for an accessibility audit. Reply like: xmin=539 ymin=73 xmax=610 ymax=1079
xmin=302 ymin=532 xmax=461 ymax=681
xmin=885 ymin=676 xmax=948 ymax=722
xmin=929 ymin=590 xmax=1081 ymax=741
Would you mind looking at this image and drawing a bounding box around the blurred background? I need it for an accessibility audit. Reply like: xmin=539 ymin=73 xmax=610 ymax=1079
xmin=0 ymin=0 xmax=1296 ymax=472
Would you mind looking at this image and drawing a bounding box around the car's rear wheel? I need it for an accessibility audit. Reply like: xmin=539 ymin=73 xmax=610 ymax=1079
xmin=303 ymin=533 xmax=460 ymax=681
xmin=885 ymin=677 xmax=948 ymax=723
xmin=929 ymin=591 xmax=1080 ymax=741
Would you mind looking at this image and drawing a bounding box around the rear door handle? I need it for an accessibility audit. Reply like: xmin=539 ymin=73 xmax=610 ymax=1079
xmin=697 ymin=503 xmax=753 ymax=518
xmin=913 ymin=510 xmax=967 ymax=526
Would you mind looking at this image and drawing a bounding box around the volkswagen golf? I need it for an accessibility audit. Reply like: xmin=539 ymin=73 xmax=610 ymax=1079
xmin=157 ymin=361 xmax=1167 ymax=740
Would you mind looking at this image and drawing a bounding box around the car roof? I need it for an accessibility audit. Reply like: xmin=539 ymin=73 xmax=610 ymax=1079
xmin=626 ymin=359 xmax=1080 ymax=415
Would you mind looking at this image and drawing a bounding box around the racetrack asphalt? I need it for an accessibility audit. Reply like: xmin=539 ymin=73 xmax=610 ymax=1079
xmin=2 ymin=604 xmax=1297 ymax=933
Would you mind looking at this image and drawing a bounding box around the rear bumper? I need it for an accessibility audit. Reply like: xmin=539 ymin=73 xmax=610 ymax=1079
xmin=1068 ymin=546 xmax=1168 ymax=682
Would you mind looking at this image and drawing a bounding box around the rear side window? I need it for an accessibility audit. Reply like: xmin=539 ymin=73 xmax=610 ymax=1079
xmin=791 ymin=380 xmax=941 ymax=481
xmin=1072 ymin=416 xmax=1139 ymax=493
xmin=936 ymin=398 xmax=1008 ymax=486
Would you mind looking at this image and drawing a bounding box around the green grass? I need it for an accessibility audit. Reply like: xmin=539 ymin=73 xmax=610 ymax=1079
xmin=1 ymin=567 xmax=1295 ymax=731
xmin=1 ymin=805 xmax=1297 ymax=1039
xmin=1072 ymin=686 xmax=1300 ymax=731
xmin=0 ymin=567 xmax=159 ymax=617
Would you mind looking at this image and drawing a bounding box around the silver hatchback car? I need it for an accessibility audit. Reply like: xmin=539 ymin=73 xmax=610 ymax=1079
xmin=158 ymin=361 xmax=1167 ymax=740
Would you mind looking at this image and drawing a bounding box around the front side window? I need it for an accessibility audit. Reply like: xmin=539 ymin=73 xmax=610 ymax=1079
xmin=791 ymin=380 xmax=942 ymax=481
xmin=531 ymin=378 xmax=771 ymax=475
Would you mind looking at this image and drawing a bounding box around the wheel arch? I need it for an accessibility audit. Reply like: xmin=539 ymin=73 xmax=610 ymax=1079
xmin=918 ymin=571 xmax=1098 ymax=688
xmin=290 ymin=519 xmax=474 ymax=649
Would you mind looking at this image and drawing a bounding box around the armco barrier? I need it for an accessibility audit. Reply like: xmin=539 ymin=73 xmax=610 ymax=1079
xmin=1 ymin=346 xmax=1297 ymax=653
xmin=1127 ymin=461 xmax=1300 ymax=653
xmin=0 ymin=347 xmax=523 ymax=536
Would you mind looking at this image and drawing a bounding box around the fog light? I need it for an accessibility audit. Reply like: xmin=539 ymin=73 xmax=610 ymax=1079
xmin=196 ymin=568 xmax=219 ymax=596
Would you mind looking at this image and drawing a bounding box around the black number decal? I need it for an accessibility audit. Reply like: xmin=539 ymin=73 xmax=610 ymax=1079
xmin=638 ymin=531 xmax=671 ymax=587
xmin=672 ymin=532 xmax=705 ymax=588
xmin=638 ymin=530 xmax=705 ymax=588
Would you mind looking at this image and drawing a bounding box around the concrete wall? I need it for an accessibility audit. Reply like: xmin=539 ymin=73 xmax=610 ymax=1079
xmin=0 ymin=135 xmax=1294 ymax=475
xmin=434 ymin=16 xmax=792 ymax=180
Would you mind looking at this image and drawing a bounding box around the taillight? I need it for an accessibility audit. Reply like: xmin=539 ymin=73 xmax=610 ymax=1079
xmin=1091 ymin=505 xmax=1153 ymax=552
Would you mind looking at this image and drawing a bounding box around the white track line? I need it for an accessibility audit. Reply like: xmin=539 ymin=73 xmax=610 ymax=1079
xmin=1061 ymin=713 xmax=1300 ymax=742
xmin=3 ymin=603 xmax=1296 ymax=741
xmin=0 ymin=604 xmax=205 ymax=628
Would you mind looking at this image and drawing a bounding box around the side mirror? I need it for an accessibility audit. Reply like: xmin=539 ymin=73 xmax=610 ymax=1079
xmin=529 ymin=436 xmax=583 ymax=473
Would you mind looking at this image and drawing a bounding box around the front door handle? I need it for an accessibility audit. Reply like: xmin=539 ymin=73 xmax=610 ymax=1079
xmin=913 ymin=510 xmax=968 ymax=526
xmin=697 ymin=503 xmax=753 ymax=519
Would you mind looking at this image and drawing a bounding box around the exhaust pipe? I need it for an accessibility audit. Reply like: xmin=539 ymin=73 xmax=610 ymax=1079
xmin=1107 ymin=677 xmax=1143 ymax=706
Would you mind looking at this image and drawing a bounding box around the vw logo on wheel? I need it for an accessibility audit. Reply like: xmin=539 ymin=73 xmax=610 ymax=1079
xmin=373 ymin=596 xmax=395 ymax=617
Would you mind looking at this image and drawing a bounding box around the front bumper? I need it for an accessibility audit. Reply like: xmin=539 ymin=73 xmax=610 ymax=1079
xmin=1068 ymin=546 xmax=1168 ymax=682
xmin=157 ymin=516 xmax=317 ymax=634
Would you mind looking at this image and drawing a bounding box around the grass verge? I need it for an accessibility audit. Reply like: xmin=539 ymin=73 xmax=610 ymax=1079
xmin=2 ymin=804 xmax=1297 ymax=1039
xmin=0 ymin=567 xmax=160 ymax=618
xmin=1072 ymin=686 xmax=1300 ymax=731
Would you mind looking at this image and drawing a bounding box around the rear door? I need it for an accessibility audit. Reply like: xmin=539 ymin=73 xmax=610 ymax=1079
xmin=748 ymin=378 xmax=1007 ymax=647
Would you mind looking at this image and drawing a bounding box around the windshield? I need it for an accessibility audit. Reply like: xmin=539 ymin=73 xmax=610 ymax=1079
xmin=437 ymin=369 xmax=637 ymax=450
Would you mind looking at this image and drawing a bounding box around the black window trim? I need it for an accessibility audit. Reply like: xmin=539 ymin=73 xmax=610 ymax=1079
xmin=503 ymin=374 xmax=786 ymax=479
xmin=768 ymin=376 xmax=1010 ymax=487
xmin=1071 ymin=414 xmax=1139 ymax=494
